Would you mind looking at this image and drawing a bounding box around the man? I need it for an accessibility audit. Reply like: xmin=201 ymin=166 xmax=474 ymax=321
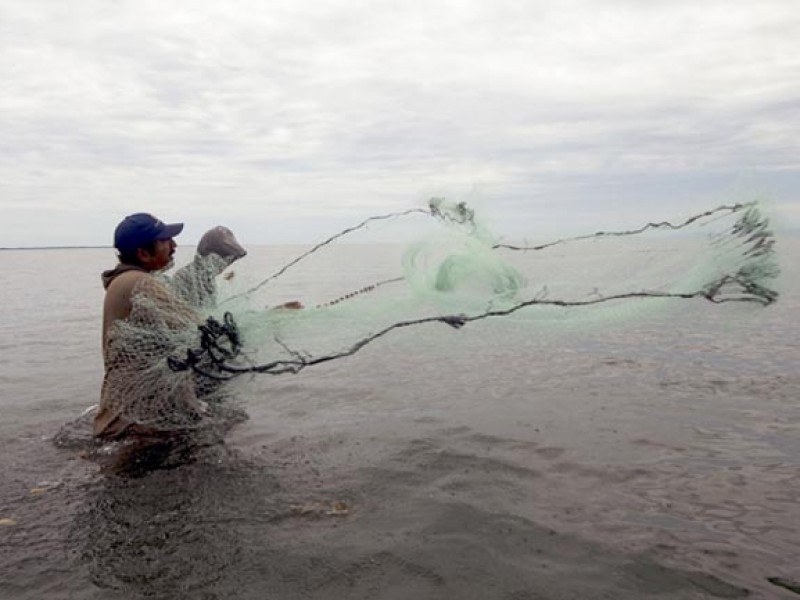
xmin=95 ymin=213 xmax=201 ymax=439
xmin=95 ymin=214 xmax=303 ymax=440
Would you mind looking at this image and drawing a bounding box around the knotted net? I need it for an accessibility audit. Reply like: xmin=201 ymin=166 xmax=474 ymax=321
xmin=101 ymin=199 xmax=779 ymax=431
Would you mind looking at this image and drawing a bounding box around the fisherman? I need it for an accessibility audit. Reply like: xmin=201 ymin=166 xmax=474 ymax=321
xmin=94 ymin=213 xmax=201 ymax=439
xmin=95 ymin=215 xmax=303 ymax=440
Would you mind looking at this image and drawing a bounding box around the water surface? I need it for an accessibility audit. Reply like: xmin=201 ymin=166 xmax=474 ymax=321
xmin=1 ymin=240 xmax=798 ymax=599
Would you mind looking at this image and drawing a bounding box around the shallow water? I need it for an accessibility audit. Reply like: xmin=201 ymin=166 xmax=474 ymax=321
xmin=1 ymin=239 xmax=799 ymax=599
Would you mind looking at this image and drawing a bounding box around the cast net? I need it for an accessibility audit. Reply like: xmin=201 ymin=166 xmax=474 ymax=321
xmin=100 ymin=199 xmax=779 ymax=431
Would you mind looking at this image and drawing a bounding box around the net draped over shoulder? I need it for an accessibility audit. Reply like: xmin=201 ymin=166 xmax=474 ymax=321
xmin=96 ymin=275 xmax=206 ymax=436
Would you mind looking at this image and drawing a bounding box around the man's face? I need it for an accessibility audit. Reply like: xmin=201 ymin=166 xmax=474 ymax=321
xmin=139 ymin=238 xmax=176 ymax=271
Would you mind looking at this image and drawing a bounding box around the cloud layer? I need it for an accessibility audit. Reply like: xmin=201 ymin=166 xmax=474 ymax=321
xmin=1 ymin=0 xmax=798 ymax=245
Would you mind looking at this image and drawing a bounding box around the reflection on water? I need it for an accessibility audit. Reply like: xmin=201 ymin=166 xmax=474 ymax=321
xmin=73 ymin=443 xmax=273 ymax=598
xmin=65 ymin=432 xmax=759 ymax=600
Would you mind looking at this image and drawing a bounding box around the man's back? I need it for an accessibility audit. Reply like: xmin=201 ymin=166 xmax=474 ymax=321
xmin=102 ymin=268 xmax=149 ymax=357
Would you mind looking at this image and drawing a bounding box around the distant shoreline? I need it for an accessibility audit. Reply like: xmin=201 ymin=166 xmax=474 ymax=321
xmin=0 ymin=246 xmax=109 ymax=251
xmin=0 ymin=242 xmax=402 ymax=250
xmin=3 ymin=231 xmax=797 ymax=252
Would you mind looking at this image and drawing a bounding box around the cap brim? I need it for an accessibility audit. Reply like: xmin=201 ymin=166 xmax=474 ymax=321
xmin=156 ymin=223 xmax=184 ymax=239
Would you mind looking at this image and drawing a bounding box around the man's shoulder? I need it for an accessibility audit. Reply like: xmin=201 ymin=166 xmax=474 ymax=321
xmin=107 ymin=269 xmax=151 ymax=291
xmin=106 ymin=270 xmax=176 ymax=303
xmin=103 ymin=270 xmax=153 ymax=324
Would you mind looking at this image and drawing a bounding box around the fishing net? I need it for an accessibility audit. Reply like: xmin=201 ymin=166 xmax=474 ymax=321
xmin=101 ymin=198 xmax=779 ymax=431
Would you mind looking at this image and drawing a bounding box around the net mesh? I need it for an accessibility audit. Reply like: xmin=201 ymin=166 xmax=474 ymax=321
xmin=101 ymin=199 xmax=779 ymax=431
xmin=101 ymin=276 xmax=208 ymax=430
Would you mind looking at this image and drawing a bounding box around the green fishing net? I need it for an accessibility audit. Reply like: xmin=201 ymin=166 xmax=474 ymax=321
xmin=101 ymin=199 xmax=779 ymax=430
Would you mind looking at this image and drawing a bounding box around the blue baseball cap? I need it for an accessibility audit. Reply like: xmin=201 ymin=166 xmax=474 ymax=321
xmin=114 ymin=213 xmax=184 ymax=251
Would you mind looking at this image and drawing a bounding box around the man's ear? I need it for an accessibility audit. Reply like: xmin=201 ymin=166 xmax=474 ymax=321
xmin=135 ymin=246 xmax=151 ymax=265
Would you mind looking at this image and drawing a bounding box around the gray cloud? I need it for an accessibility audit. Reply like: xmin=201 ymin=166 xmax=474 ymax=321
xmin=0 ymin=0 xmax=798 ymax=246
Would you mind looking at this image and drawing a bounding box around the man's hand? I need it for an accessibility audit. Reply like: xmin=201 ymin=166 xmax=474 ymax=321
xmin=267 ymin=301 xmax=304 ymax=311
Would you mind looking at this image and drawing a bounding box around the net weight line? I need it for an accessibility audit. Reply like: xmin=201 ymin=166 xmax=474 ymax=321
xmin=170 ymin=269 xmax=777 ymax=381
xmin=492 ymin=202 xmax=752 ymax=251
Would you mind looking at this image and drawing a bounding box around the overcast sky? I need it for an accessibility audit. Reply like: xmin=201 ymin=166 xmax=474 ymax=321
xmin=1 ymin=0 xmax=798 ymax=247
